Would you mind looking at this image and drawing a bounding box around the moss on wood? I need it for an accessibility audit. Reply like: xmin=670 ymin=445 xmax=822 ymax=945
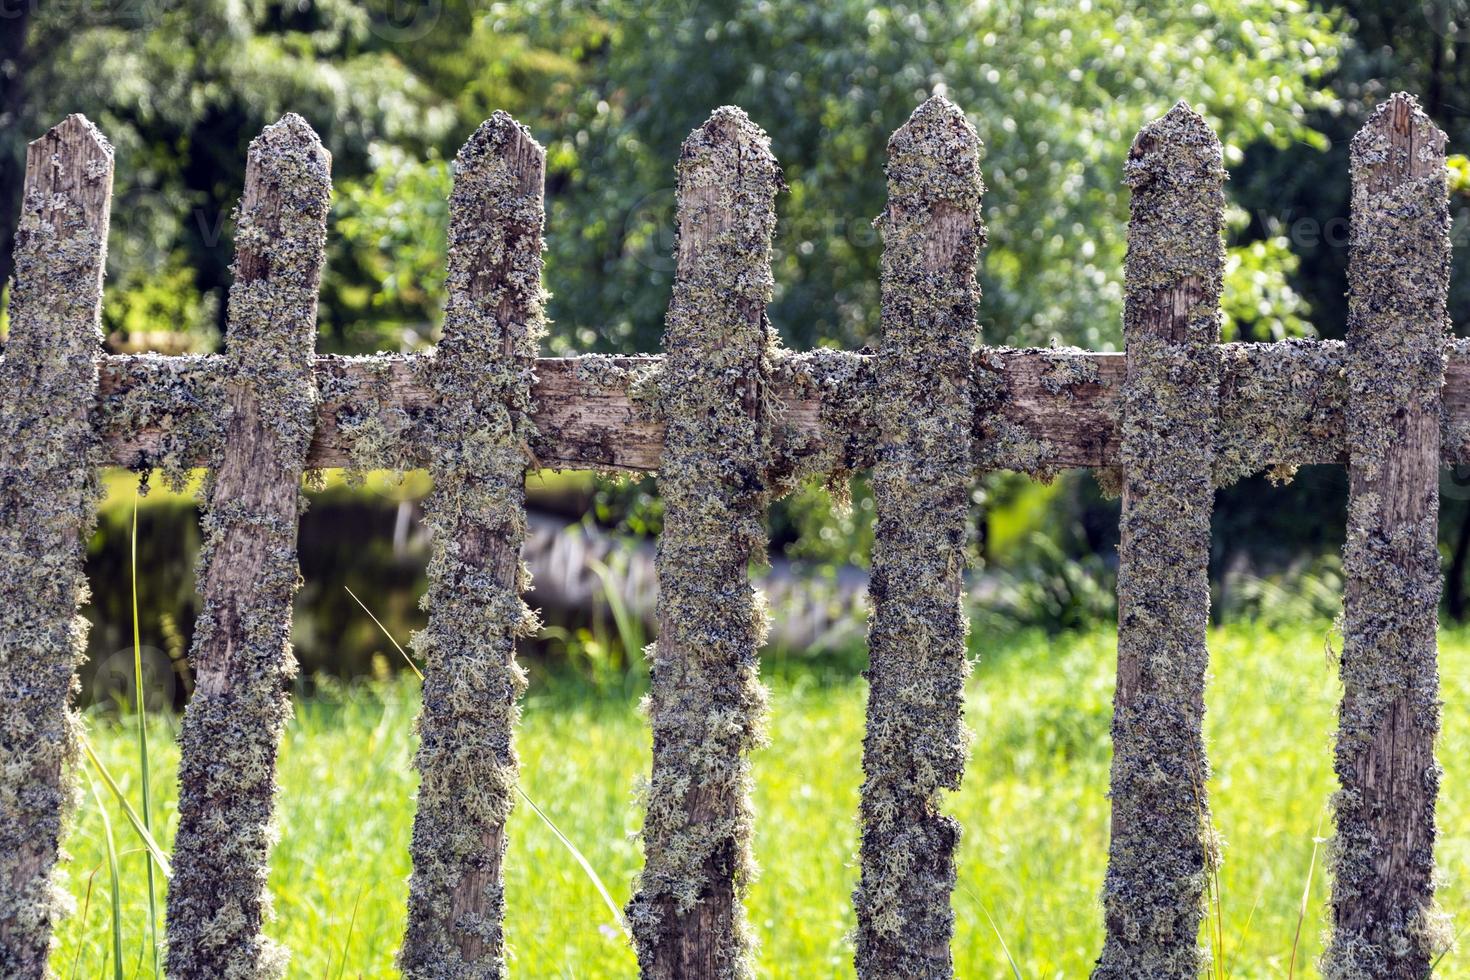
xmin=1215 ymin=339 xmax=1347 ymax=487
xmin=624 ymin=107 xmax=782 ymax=980
xmin=1095 ymin=102 xmax=1224 ymax=980
xmin=397 ymin=113 xmax=546 ymax=979
xmin=852 ymin=95 xmax=983 ymax=979
xmin=98 ymin=352 xmax=225 ymax=490
xmin=0 ymin=115 xmax=112 ymax=978
xmin=164 ymin=114 xmax=329 ymax=980
xmin=765 ymin=347 xmax=878 ymax=504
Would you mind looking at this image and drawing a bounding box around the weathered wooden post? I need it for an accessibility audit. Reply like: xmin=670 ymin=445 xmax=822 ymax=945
xmin=0 ymin=115 xmax=113 ymax=978
xmin=851 ymin=95 xmax=983 ymax=979
xmin=165 ymin=114 xmax=330 ymax=978
xmin=1325 ymin=92 xmax=1450 ymax=980
xmin=1094 ymin=103 xmax=1224 ymax=979
xmin=398 ymin=112 xmax=546 ymax=978
xmin=624 ymin=107 xmax=781 ymax=979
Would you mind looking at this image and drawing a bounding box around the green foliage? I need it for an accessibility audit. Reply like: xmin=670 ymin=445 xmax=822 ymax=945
xmin=9 ymin=0 xmax=1344 ymax=356
xmin=554 ymin=0 xmax=1341 ymax=352
xmin=977 ymin=532 xmax=1118 ymax=635
xmin=330 ymin=147 xmax=453 ymax=351
xmin=54 ymin=625 xmax=1470 ymax=975
xmin=1222 ymin=208 xmax=1314 ymax=341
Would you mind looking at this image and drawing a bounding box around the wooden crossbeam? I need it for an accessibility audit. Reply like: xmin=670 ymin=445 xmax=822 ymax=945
xmin=85 ymin=342 xmax=1470 ymax=477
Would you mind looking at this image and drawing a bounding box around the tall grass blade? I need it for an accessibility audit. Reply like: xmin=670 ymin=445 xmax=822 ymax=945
xmin=332 ymin=883 xmax=365 ymax=980
xmin=86 ymin=776 xmax=124 ymax=980
xmin=956 ymin=882 xmax=1022 ymax=980
xmin=130 ymin=493 xmax=160 ymax=976
xmin=1289 ymin=812 xmax=1325 ymax=980
xmin=586 ymin=553 xmax=644 ymax=661
xmin=1430 ymin=918 xmax=1466 ymax=973
xmin=978 ymin=898 xmax=1023 ymax=980
xmin=80 ymin=734 xmax=172 ymax=879
xmin=68 ymin=865 xmax=101 ymax=980
xmin=1224 ymin=891 xmax=1259 ymax=979
xmin=346 ymin=587 xmax=627 ymax=936
xmin=515 ymin=784 xmax=628 ymax=938
xmin=344 ymin=585 xmax=422 ymax=680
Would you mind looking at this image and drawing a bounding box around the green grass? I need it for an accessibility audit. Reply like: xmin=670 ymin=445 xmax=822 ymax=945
xmin=55 ymin=623 xmax=1470 ymax=977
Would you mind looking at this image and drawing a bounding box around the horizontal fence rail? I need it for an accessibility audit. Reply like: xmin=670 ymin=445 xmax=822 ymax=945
xmin=0 ymin=91 xmax=1457 ymax=978
xmin=83 ymin=342 xmax=1470 ymax=475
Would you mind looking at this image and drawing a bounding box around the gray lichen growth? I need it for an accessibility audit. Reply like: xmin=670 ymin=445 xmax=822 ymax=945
xmin=165 ymin=114 xmax=328 ymax=980
xmin=853 ymin=95 xmax=983 ymax=979
xmin=972 ymin=346 xmax=1102 ymax=480
xmin=1325 ymin=94 xmax=1449 ymax=980
xmin=99 ymin=353 xmax=226 ymax=489
xmin=765 ymin=347 xmax=878 ymax=503
xmin=322 ymin=352 xmax=427 ymax=477
xmin=0 ymin=115 xmax=111 ymax=977
xmin=1095 ymin=102 xmax=1224 ymax=980
xmin=624 ymin=107 xmax=781 ymax=980
xmin=1215 ymin=339 xmax=1347 ymax=486
xmin=398 ymin=112 xmax=545 ymax=979
xmin=1038 ymin=344 xmax=1102 ymax=395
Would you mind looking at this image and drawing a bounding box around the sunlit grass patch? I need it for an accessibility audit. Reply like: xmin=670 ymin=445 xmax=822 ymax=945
xmin=55 ymin=623 xmax=1470 ymax=976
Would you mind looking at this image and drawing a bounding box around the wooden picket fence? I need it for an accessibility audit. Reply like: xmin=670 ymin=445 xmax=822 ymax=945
xmin=0 ymin=91 xmax=1457 ymax=978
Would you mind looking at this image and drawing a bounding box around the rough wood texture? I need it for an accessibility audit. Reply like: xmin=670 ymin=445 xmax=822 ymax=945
xmin=0 ymin=115 xmax=112 ymax=979
xmin=1095 ymin=103 xmax=1224 ymax=979
xmin=1325 ymin=93 xmax=1452 ymax=980
xmin=624 ymin=108 xmax=781 ymax=980
xmin=852 ymin=96 xmax=982 ymax=978
xmin=399 ymin=113 xmax=545 ymax=978
xmin=164 ymin=115 xmax=330 ymax=980
xmin=86 ymin=338 xmax=1411 ymax=475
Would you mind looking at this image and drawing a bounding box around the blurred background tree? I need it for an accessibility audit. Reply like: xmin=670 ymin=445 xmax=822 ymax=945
xmin=3 ymin=0 xmax=1336 ymax=355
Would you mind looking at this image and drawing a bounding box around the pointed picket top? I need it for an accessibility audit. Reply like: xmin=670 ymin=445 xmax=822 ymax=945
xmin=441 ymin=110 xmax=546 ymax=363
xmin=671 ymin=106 xmax=781 ymax=281
xmin=454 ymin=110 xmax=544 ymax=197
xmin=227 ymin=113 xmax=331 ymax=363
xmin=677 ymin=105 xmax=779 ymax=186
xmin=883 ymin=94 xmax=984 ymax=217
xmin=9 ymin=114 xmax=114 ymax=363
xmin=1125 ymin=101 xmax=1224 ymax=191
xmin=1352 ymin=92 xmax=1447 ymax=196
xmin=877 ymin=95 xmax=984 ymax=359
xmin=241 ymin=112 xmax=331 ymax=208
xmin=23 ymin=113 xmax=114 ymax=207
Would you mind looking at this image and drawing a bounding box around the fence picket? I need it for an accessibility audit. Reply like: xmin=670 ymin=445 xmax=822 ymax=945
xmin=1326 ymin=93 xmax=1450 ymax=979
xmin=0 ymin=115 xmax=113 ymax=978
xmin=852 ymin=96 xmax=984 ymax=979
xmin=164 ymin=114 xmax=330 ymax=978
xmin=1095 ymin=103 xmax=1225 ymax=979
xmin=399 ymin=112 xmax=546 ymax=977
xmin=624 ymin=107 xmax=781 ymax=979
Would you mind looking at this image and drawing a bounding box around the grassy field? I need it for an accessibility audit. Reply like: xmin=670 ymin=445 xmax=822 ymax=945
xmin=55 ymin=623 xmax=1470 ymax=977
